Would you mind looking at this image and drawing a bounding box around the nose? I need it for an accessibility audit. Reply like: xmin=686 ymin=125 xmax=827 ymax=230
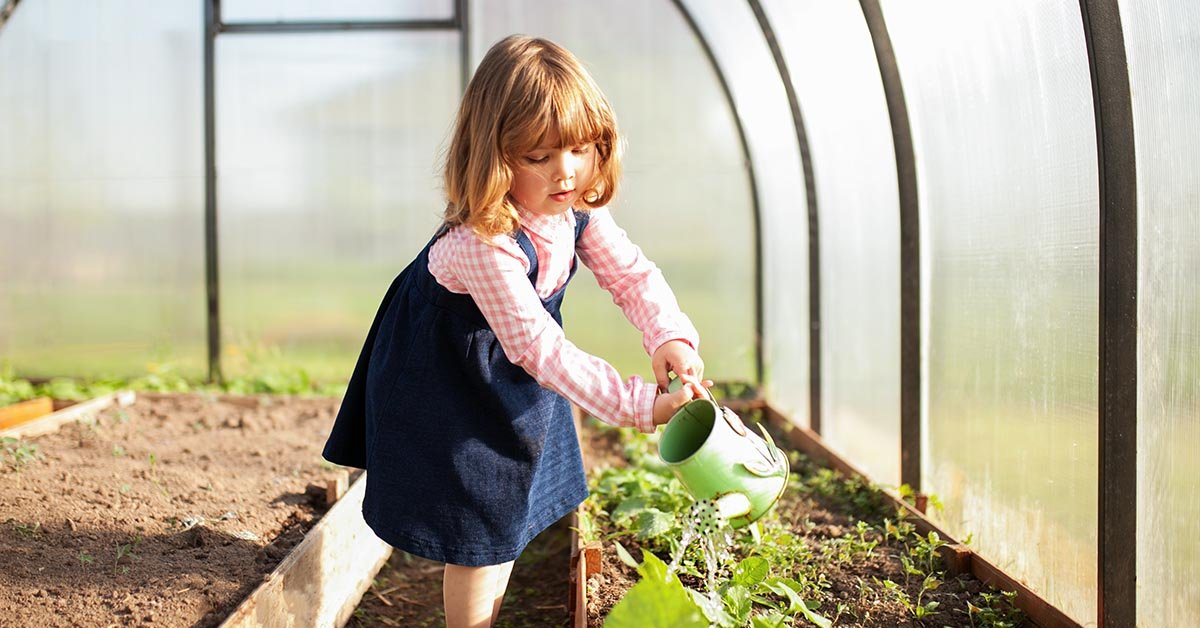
xmin=553 ymin=152 xmax=578 ymax=183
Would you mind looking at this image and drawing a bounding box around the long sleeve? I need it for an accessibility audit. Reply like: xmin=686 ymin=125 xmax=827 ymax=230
xmin=428 ymin=225 xmax=659 ymax=432
xmin=576 ymin=207 xmax=700 ymax=355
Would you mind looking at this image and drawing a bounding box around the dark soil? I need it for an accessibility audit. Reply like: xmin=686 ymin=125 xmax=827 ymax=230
xmin=0 ymin=393 xmax=344 ymax=627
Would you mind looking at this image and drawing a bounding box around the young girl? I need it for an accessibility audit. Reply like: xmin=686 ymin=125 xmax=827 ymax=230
xmin=322 ymin=34 xmax=709 ymax=627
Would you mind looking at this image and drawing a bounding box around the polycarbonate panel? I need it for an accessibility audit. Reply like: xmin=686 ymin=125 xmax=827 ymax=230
xmin=0 ymin=1 xmax=206 ymax=378
xmin=760 ymin=0 xmax=901 ymax=485
xmin=222 ymin=1 xmax=453 ymax=23
xmin=675 ymin=0 xmax=809 ymax=419
xmin=471 ymin=1 xmax=755 ymax=382
xmin=216 ymin=33 xmax=457 ymax=381
xmin=1122 ymin=2 xmax=1200 ymax=624
xmin=882 ymin=1 xmax=1099 ymax=622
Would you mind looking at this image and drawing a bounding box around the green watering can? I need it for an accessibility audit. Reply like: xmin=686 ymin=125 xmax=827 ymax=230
xmin=657 ymin=381 xmax=790 ymax=529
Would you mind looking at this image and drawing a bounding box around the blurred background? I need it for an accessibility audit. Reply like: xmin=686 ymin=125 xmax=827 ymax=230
xmin=1 ymin=1 xmax=1196 ymax=625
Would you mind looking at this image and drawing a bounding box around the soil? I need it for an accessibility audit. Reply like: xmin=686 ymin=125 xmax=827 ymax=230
xmin=581 ymin=418 xmax=1031 ymax=627
xmin=0 ymin=393 xmax=345 ymax=627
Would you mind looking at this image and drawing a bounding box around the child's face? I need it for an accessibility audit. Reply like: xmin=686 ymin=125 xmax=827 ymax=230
xmin=509 ymin=129 xmax=596 ymax=217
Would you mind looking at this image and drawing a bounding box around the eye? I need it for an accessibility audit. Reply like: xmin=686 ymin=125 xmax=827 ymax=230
xmin=572 ymin=145 xmax=592 ymax=156
xmin=525 ymin=155 xmax=548 ymax=164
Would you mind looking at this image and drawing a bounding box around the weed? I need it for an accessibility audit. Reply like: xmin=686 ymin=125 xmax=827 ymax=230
xmin=2 ymin=437 xmax=40 ymax=471
xmin=8 ymin=520 xmax=42 ymax=538
xmin=78 ymin=551 xmax=95 ymax=565
xmin=114 ymin=536 xmax=142 ymax=572
xmin=111 ymin=444 xmax=126 ymax=457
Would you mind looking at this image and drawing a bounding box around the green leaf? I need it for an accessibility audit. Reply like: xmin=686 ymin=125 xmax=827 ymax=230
xmin=636 ymin=548 xmax=669 ymax=582
xmin=750 ymin=612 xmax=789 ymax=628
xmin=614 ymin=541 xmax=639 ymax=569
xmin=605 ymin=551 xmax=706 ymax=628
xmin=636 ymin=508 xmax=674 ymax=540
xmin=764 ymin=578 xmax=832 ymax=628
xmin=611 ymin=497 xmax=648 ymax=521
xmin=733 ymin=556 xmax=769 ymax=586
xmin=722 ymin=584 xmax=753 ymax=625
xmin=689 ymin=588 xmax=734 ymax=627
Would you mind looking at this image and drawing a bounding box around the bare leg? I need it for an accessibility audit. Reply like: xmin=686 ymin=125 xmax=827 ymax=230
xmin=490 ymin=560 xmax=517 ymax=624
xmin=444 ymin=561 xmax=515 ymax=628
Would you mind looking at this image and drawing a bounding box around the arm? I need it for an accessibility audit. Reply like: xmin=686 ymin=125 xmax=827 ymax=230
xmin=441 ymin=229 xmax=661 ymax=432
xmin=576 ymin=207 xmax=704 ymax=387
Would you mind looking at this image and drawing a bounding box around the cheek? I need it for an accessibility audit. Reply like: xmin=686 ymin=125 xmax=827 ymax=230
xmin=511 ymin=169 xmax=548 ymax=201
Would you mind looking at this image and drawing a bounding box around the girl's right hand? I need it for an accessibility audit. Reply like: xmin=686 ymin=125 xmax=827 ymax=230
xmin=651 ymin=378 xmax=710 ymax=426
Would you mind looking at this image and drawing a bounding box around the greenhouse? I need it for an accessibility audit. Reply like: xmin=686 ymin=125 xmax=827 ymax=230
xmin=1 ymin=0 xmax=1196 ymax=626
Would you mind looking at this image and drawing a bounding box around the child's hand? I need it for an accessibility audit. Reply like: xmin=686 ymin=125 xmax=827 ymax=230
xmin=651 ymin=340 xmax=705 ymax=391
xmin=653 ymin=381 xmax=706 ymax=426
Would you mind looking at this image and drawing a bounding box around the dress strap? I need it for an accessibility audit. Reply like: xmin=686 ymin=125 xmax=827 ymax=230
xmin=515 ymin=230 xmax=539 ymax=282
xmin=573 ymin=210 xmax=590 ymax=241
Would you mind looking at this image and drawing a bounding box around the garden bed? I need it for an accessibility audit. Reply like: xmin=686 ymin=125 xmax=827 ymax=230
xmin=0 ymin=392 xmax=354 ymax=627
xmin=575 ymin=401 xmax=1033 ymax=627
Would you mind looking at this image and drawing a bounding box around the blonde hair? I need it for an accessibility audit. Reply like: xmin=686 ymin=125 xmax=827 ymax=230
xmin=442 ymin=35 xmax=623 ymax=238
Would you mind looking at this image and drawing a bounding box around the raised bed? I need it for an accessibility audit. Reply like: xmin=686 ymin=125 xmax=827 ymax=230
xmin=0 ymin=392 xmax=388 ymax=627
xmin=569 ymin=397 xmax=1078 ymax=628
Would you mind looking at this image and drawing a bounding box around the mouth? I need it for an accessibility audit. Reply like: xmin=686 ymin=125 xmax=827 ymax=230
xmin=549 ymin=189 xmax=574 ymax=202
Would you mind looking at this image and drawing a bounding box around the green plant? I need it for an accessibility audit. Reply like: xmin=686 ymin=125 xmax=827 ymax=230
xmin=2 ymin=437 xmax=40 ymax=471
xmin=78 ymin=551 xmax=95 ymax=565
xmin=114 ymin=536 xmax=142 ymax=572
xmin=968 ymin=590 xmax=1024 ymax=628
xmin=8 ymin=520 xmax=42 ymax=538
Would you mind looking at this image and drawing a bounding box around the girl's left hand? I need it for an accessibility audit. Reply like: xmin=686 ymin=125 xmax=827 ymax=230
xmin=652 ymin=339 xmax=707 ymax=391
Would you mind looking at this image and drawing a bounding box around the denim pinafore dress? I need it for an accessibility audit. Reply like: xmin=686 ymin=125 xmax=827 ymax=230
xmin=322 ymin=212 xmax=591 ymax=566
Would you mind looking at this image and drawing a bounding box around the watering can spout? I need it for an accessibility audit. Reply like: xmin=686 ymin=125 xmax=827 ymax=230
xmin=715 ymin=493 xmax=752 ymax=520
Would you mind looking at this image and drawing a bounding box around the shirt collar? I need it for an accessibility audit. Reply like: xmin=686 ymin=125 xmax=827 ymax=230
xmin=516 ymin=205 xmax=572 ymax=241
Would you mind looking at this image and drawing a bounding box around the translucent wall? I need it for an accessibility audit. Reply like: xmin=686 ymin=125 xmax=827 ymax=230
xmin=0 ymin=1 xmax=206 ymax=378
xmin=676 ymin=0 xmax=809 ymax=417
xmin=881 ymin=1 xmax=1099 ymax=621
xmin=471 ymin=1 xmax=756 ymax=382
xmin=1122 ymin=1 xmax=1200 ymax=624
xmin=760 ymin=0 xmax=901 ymax=485
xmin=222 ymin=0 xmax=454 ymax=22
xmin=216 ymin=32 xmax=457 ymax=381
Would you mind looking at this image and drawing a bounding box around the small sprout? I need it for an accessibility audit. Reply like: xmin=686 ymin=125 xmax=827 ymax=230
xmin=78 ymin=551 xmax=95 ymax=565
xmin=112 ymin=445 xmax=126 ymax=457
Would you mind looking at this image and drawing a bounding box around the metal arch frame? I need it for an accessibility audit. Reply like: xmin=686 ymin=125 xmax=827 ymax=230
xmin=1078 ymin=1 xmax=1138 ymax=626
xmin=665 ymin=0 xmax=765 ymax=387
xmin=201 ymin=0 xmax=471 ymax=383
xmin=745 ymin=0 xmax=822 ymax=435
xmin=857 ymin=0 xmax=921 ymax=492
xmin=0 ymin=0 xmax=22 ymax=33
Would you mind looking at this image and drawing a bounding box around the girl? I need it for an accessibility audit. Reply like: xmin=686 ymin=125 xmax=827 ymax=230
xmin=322 ymin=34 xmax=708 ymax=627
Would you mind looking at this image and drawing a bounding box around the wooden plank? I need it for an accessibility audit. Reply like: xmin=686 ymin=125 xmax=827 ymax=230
xmin=0 ymin=397 xmax=54 ymax=430
xmin=0 ymin=391 xmax=136 ymax=440
xmin=219 ymin=472 xmax=392 ymax=628
xmin=764 ymin=405 xmax=1081 ymax=628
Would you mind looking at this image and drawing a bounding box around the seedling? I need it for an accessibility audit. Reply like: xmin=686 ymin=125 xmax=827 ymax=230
xmin=111 ymin=444 xmax=126 ymax=458
xmin=2 ymin=437 xmax=40 ymax=471
xmin=114 ymin=536 xmax=142 ymax=572
xmin=78 ymin=551 xmax=95 ymax=565
xmin=9 ymin=520 xmax=42 ymax=538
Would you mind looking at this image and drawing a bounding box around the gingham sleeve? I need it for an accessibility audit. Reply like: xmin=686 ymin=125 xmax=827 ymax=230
xmin=576 ymin=207 xmax=701 ymax=356
xmin=432 ymin=227 xmax=659 ymax=433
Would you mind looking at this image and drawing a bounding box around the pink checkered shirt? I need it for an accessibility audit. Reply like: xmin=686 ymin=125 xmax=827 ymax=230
xmin=427 ymin=206 xmax=700 ymax=433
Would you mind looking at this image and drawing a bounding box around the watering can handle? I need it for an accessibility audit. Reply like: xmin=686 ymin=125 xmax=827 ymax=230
xmin=665 ymin=377 xmax=748 ymax=437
